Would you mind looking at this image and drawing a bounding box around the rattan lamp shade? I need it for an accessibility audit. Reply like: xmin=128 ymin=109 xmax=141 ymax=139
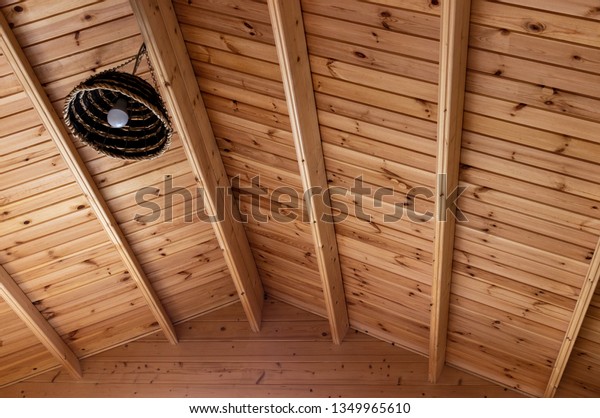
xmin=64 ymin=69 xmax=172 ymax=160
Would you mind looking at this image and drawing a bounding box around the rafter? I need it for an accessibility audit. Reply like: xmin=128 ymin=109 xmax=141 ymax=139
xmin=429 ymin=0 xmax=471 ymax=382
xmin=544 ymin=237 xmax=600 ymax=397
xmin=267 ymin=0 xmax=349 ymax=344
xmin=130 ymin=0 xmax=264 ymax=331
xmin=0 ymin=264 xmax=82 ymax=379
xmin=0 ymin=12 xmax=178 ymax=345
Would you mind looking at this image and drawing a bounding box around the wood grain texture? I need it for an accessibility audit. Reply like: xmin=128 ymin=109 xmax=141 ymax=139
xmin=0 ymin=299 xmax=522 ymax=398
xmin=0 ymin=11 xmax=178 ymax=345
xmin=129 ymin=0 xmax=264 ymax=331
xmin=0 ymin=264 xmax=82 ymax=379
xmin=429 ymin=0 xmax=471 ymax=383
xmin=267 ymin=0 xmax=348 ymax=345
xmin=545 ymin=237 xmax=600 ymax=397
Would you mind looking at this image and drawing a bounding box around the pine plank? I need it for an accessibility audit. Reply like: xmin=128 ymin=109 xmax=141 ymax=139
xmin=23 ymin=14 xmax=138 ymax=67
xmin=316 ymin=94 xmax=437 ymax=140
xmin=10 ymin=0 xmax=131 ymax=47
xmin=470 ymin=0 xmax=600 ymax=47
xmin=304 ymin=13 xmax=439 ymax=62
xmin=174 ymin=1 xmax=275 ymax=44
xmin=175 ymin=0 xmax=271 ymax=24
xmin=469 ymin=23 xmax=600 ymax=74
xmin=1 ymin=0 xmax=100 ymax=28
xmin=301 ymin=0 xmax=440 ymax=40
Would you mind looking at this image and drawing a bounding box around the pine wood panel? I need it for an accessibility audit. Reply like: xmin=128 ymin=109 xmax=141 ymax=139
xmin=2 ymin=0 xmax=600 ymax=398
xmin=0 ymin=299 xmax=521 ymax=397
xmin=448 ymin=0 xmax=600 ymax=396
xmin=0 ymin=0 xmax=247 ymax=387
xmin=303 ymin=0 xmax=439 ymax=356
xmin=178 ymin=0 xmax=335 ymax=327
xmin=470 ymin=0 xmax=600 ymax=47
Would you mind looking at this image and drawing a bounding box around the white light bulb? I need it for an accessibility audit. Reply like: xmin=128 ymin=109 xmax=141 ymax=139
xmin=107 ymin=98 xmax=129 ymax=128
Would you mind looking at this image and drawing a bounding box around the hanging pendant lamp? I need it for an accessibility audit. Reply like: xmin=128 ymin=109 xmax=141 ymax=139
xmin=63 ymin=44 xmax=172 ymax=160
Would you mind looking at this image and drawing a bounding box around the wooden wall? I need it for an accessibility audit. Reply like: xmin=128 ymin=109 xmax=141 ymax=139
xmin=0 ymin=298 xmax=520 ymax=398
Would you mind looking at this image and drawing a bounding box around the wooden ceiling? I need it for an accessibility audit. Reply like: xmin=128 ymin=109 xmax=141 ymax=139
xmin=0 ymin=0 xmax=599 ymax=398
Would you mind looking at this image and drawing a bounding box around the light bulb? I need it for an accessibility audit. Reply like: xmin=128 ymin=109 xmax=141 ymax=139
xmin=107 ymin=98 xmax=129 ymax=128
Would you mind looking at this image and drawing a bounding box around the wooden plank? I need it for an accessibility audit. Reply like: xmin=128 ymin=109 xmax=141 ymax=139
xmin=10 ymin=0 xmax=131 ymax=47
xmin=0 ymin=0 xmax=100 ymax=28
xmin=429 ymin=0 xmax=471 ymax=383
xmin=470 ymin=0 xmax=600 ymax=47
xmin=309 ymin=55 xmax=438 ymax=104
xmin=468 ymin=23 xmax=600 ymax=75
xmin=0 ymin=12 xmax=178 ymax=344
xmin=315 ymin=93 xmax=437 ymax=141
xmin=301 ymin=0 xmax=441 ymax=40
xmin=313 ymin=74 xmax=437 ymax=121
xmin=482 ymin=0 xmax=600 ymax=20
xmin=174 ymin=0 xmax=271 ymax=24
xmin=173 ymin=1 xmax=275 ymax=45
xmin=130 ymin=0 xmax=264 ymax=331
xmin=0 ymin=264 xmax=82 ymax=379
xmin=303 ymin=13 xmax=439 ymax=63
xmin=545 ymin=236 xmax=600 ymax=397
xmin=0 ymin=381 xmax=521 ymax=398
xmin=267 ymin=0 xmax=348 ymax=345
xmin=306 ymin=34 xmax=439 ymax=85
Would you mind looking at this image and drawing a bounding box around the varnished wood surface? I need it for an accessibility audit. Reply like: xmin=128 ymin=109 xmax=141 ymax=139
xmin=0 ymin=299 xmax=522 ymax=398
xmin=0 ymin=0 xmax=599 ymax=397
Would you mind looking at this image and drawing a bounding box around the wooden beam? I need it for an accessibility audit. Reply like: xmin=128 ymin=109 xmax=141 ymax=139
xmin=130 ymin=0 xmax=264 ymax=331
xmin=429 ymin=0 xmax=471 ymax=382
xmin=0 ymin=13 xmax=178 ymax=345
xmin=544 ymin=236 xmax=600 ymax=397
xmin=267 ymin=0 xmax=349 ymax=344
xmin=0 ymin=264 xmax=82 ymax=379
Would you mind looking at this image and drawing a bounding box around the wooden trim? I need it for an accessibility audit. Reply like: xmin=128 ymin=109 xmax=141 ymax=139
xmin=429 ymin=0 xmax=471 ymax=382
xmin=0 ymin=13 xmax=178 ymax=345
xmin=0 ymin=264 xmax=82 ymax=379
xmin=544 ymin=236 xmax=600 ymax=397
xmin=267 ymin=0 xmax=349 ymax=344
xmin=129 ymin=0 xmax=264 ymax=331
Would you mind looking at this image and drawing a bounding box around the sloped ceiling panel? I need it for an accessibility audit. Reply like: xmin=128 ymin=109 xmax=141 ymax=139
xmin=1 ymin=0 xmax=241 ymax=386
xmin=1 ymin=0 xmax=600 ymax=398
xmin=174 ymin=0 xmax=328 ymax=316
xmin=302 ymin=0 xmax=439 ymax=354
xmin=448 ymin=0 xmax=600 ymax=396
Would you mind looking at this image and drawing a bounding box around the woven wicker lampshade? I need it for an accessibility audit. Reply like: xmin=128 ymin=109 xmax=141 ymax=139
xmin=64 ymin=45 xmax=172 ymax=160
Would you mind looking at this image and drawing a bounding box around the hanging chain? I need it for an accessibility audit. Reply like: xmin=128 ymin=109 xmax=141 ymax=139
xmin=111 ymin=54 xmax=138 ymax=72
xmin=143 ymin=46 xmax=161 ymax=92
xmin=108 ymin=43 xmax=162 ymax=97
xmin=110 ymin=43 xmax=152 ymax=83
xmin=132 ymin=43 xmax=147 ymax=75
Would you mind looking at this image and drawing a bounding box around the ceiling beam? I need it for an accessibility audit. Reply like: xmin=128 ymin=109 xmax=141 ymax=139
xmin=267 ymin=0 xmax=349 ymax=344
xmin=544 ymin=237 xmax=600 ymax=397
xmin=0 ymin=13 xmax=178 ymax=345
xmin=429 ymin=0 xmax=471 ymax=383
xmin=0 ymin=264 xmax=82 ymax=380
xmin=130 ymin=0 xmax=264 ymax=331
